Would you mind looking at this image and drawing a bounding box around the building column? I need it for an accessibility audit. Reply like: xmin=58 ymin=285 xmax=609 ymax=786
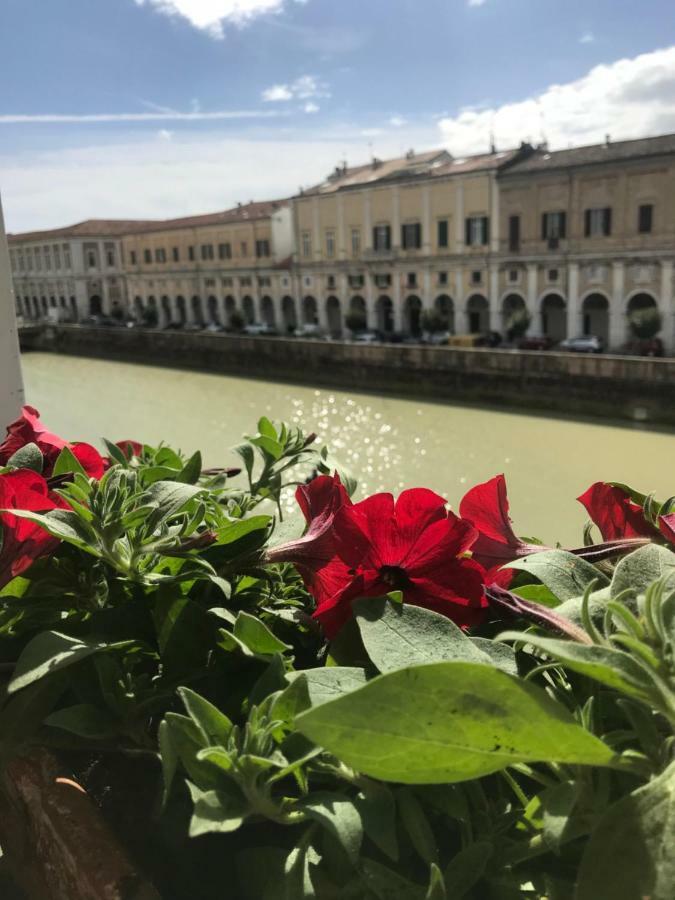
xmin=660 ymin=259 xmax=674 ymax=353
xmin=422 ymin=185 xmax=432 ymax=256
xmin=422 ymin=269 xmax=433 ymax=309
xmin=490 ymin=175 xmax=500 ymax=254
xmin=489 ymin=265 xmax=500 ymax=332
xmin=365 ymin=272 xmax=376 ymax=330
xmin=316 ymin=288 xmax=329 ymax=331
xmin=391 ymin=186 xmax=401 ymax=250
xmin=363 ymin=193 xmax=372 ymax=250
xmin=455 ymin=181 xmax=465 ymax=253
xmin=610 ymin=261 xmax=625 ymax=351
xmin=526 ymin=264 xmax=538 ymax=325
xmin=455 ymin=268 xmax=467 ymax=333
xmin=337 ymin=194 xmax=345 ymax=260
xmin=393 ymin=274 xmax=403 ymax=332
xmin=312 ymin=198 xmax=321 ymax=263
xmin=567 ymin=263 xmax=579 ymax=338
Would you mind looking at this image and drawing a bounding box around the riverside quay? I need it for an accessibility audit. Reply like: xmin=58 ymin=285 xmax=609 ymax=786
xmin=9 ymin=130 xmax=675 ymax=354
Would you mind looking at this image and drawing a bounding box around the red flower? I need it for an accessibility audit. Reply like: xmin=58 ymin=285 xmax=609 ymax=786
xmin=660 ymin=514 xmax=675 ymax=545
xmin=459 ymin=474 xmax=546 ymax=569
xmin=577 ymin=483 xmax=660 ymax=540
xmin=265 ymin=473 xmax=352 ymax=572
xmin=306 ymin=487 xmax=486 ymax=639
xmin=0 ymin=470 xmax=66 ymax=589
xmin=115 ymin=440 xmax=143 ymax=460
xmin=0 ymin=406 xmax=105 ymax=479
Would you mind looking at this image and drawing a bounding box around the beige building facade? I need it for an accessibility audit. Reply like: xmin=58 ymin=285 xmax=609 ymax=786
xmin=121 ymin=200 xmax=294 ymax=328
xmin=8 ymin=219 xmax=147 ymax=323
xmin=292 ymin=135 xmax=675 ymax=351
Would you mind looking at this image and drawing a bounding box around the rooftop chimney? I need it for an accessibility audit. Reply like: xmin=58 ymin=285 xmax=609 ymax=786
xmin=605 ymin=134 xmax=611 ymax=147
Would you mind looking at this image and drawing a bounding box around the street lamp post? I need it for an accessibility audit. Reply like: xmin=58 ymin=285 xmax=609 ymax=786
xmin=0 ymin=192 xmax=24 ymax=427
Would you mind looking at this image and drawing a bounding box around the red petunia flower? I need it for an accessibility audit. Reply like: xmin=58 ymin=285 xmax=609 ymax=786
xmin=0 ymin=406 xmax=105 ymax=480
xmin=0 ymin=470 xmax=66 ymax=589
xmin=305 ymin=487 xmax=487 ymax=639
xmin=115 ymin=440 xmax=143 ymax=460
xmin=660 ymin=514 xmax=675 ymax=546
xmin=459 ymin=474 xmax=546 ymax=570
xmin=577 ymin=482 xmax=666 ymax=541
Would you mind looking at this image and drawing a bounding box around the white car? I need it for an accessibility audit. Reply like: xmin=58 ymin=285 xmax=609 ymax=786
xmin=560 ymin=335 xmax=604 ymax=354
xmin=353 ymin=331 xmax=380 ymax=344
xmin=294 ymin=323 xmax=323 ymax=338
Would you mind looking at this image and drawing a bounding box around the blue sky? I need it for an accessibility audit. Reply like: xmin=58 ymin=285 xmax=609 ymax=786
xmin=2 ymin=0 xmax=675 ymax=231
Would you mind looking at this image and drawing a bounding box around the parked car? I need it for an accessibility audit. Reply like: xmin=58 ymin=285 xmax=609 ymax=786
xmin=294 ymin=323 xmax=322 ymax=338
xmin=518 ymin=334 xmax=554 ymax=351
xmin=560 ymin=334 xmax=604 ymax=353
xmin=80 ymin=315 xmax=116 ymax=327
xmin=163 ymin=320 xmax=184 ymax=330
xmin=183 ymin=322 xmax=205 ymax=332
xmin=475 ymin=331 xmax=503 ymax=348
xmin=244 ymin=322 xmax=279 ymax=336
xmin=424 ymin=331 xmax=452 ymax=346
xmin=205 ymin=322 xmax=226 ymax=333
xmin=353 ymin=331 xmax=380 ymax=344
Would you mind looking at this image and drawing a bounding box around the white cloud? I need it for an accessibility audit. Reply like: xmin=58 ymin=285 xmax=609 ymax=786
xmin=261 ymin=74 xmax=330 ymax=102
xmin=303 ymin=102 xmax=319 ymax=114
xmin=438 ymin=45 xmax=675 ymax=156
xmin=134 ymin=0 xmax=303 ymax=38
xmin=389 ymin=115 xmax=407 ymax=127
xmin=0 ymin=109 xmax=286 ymax=124
xmin=262 ymin=84 xmax=293 ymax=101
xmin=157 ymin=128 xmax=174 ymax=141
xmin=580 ymin=32 xmax=595 ymax=44
xmin=467 ymin=0 xmax=487 ymax=7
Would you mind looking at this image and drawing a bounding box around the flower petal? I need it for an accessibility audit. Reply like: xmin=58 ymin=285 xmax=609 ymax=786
xmin=577 ymin=482 xmax=658 ymax=541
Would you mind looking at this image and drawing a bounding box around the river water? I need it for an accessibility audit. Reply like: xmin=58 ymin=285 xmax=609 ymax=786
xmin=20 ymin=352 xmax=675 ymax=547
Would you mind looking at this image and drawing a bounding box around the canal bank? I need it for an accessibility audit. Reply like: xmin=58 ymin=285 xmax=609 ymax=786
xmin=20 ymin=324 xmax=675 ymax=426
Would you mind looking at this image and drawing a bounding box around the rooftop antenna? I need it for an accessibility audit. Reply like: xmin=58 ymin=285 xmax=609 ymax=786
xmin=489 ymin=129 xmax=497 ymax=155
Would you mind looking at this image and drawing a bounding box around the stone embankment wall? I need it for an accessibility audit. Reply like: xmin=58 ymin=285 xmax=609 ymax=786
xmin=20 ymin=325 xmax=675 ymax=426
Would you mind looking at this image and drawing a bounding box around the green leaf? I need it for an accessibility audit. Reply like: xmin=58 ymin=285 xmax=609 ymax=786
xmin=354 ymin=597 xmax=493 ymax=673
xmin=6 ymin=442 xmax=43 ymax=472
xmin=8 ymin=631 xmax=114 ymax=693
xmin=175 ymin=450 xmax=202 ymax=485
xmin=288 ymin=667 xmax=367 ymax=707
xmin=233 ymin=611 xmax=290 ymax=656
xmin=469 ymin=638 xmax=518 ymax=675
xmin=425 ymin=864 xmax=446 ymax=900
xmin=5 ymin=508 xmax=100 ymax=554
xmin=512 ymin=583 xmax=561 ymax=608
xmin=497 ymin=632 xmax=653 ymax=701
xmin=233 ymin=443 xmax=255 ymax=482
xmin=158 ymin=718 xmax=178 ymax=806
xmin=611 ymin=544 xmax=675 ymax=598
xmin=540 ymin=781 xmax=577 ymax=851
xmin=186 ymin=782 xmax=245 ymax=837
xmin=215 ymin=516 xmax=271 ymax=546
xmin=296 ymin=661 xmax=615 ymax=783
xmin=443 ymin=842 xmax=492 ymax=898
xmin=44 ymin=703 xmax=118 ymax=739
xmin=258 ymin=417 xmax=277 ymax=440
xmin=301 ymin=792 xmax=363 ymax=865
xmin=144 ymin=480 xmax=205 ymax=519
xmin=508 ymin=550 xmax=609 ymax=602
xmin=356 ymin=781 xmax=398 ymax=862
xmin=251 ymin=435 xmax=284 ymax=460
xmin=102 ymin=438 xmax=128 ymax=466
xmin=51 ymin=445 xmax=88 ymax=478
xmin=397 ymin=787 xmax=438 ymax=865
xmin=576 ymin=759 xmax=675 ymax=900
xmin=360 ymin=859 xmax=424 ymax=900
xmin=178 ymin=686 xmax=234 ymax=745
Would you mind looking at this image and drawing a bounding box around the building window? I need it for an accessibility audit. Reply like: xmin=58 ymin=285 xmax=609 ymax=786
xmin=222 ymin=277 xmax=233 ymax=287
xmin=201 ymin=244 xmax=214 ymax=261
xmin=188 ymin=246 xmax=195 ymax=261
xmin=375 ymin=274 xmax=391 ymax=288
xmin=638 ymin=204 xmax=653 ymax=234
xmin=155 ymin=248 xmax=166 ymax=263
xmin=44 ymin=248 xmax=52 ymax=270
xmin=88 ymin=251 xmax=97 ymax=268
xmin=407 ymin=272 xmax=417 ymax=288
xmin=258 ymin=276 xmax=271 ymax=287
xmin=218 ymin=242 xmax=231 ymax=260
xmin=63 ymin=245 xmax=71 ymax=269
xmin=35 ymin=249 xmax=42 ymax=272
xmin=351 ymin=228 xmax=361 ymax=255
xmin=53 ymin=246 xmax=61 ymax=269
xmin=144 ymin=249 xmax=152 ymax=264
xmin=548 ymin=268 xmax=559 ymax=282
xmin=584 ymin=207 xmax=612 ymax=237
xmin=542 ymin=211 xmax=567 ymax=244
xmin=373 ymin=224 xmax=391 ymax=251
xmin=240 ymin=276 xmax=252 ymax=287
xmin=438 ymin=271 xmax=448 ymax=286
xmin=327 ymin=274 xmax=336 ymax=289
xmin=106 ymin=248 xmax=115 ymax=267
xmin=25 ymin=249 xmax=33 ymax=270
xmin=508 ymin=268 xmax=519 ymax=283
xmin=255 ymin=239 xmax=270 ymax=258
xmin=471 ymin=270 xmax=482 ymax=284
xmin=466 ymin=216 xmax=489 ymax=246
xmin=130 ymin=250 xmax=137 ymax=265
xmin=437 ymin=219 xmax=449 ymax=248
xmin=301 ymin=232 xmax=311 ymax=257
xmin=240 ymin=241 xmax=248 ymax=258
xmin=172 ymin=247 xmax=179 ymax=262
xmin=325 ymin=231 xmax=335 ymax=258
xmin=401 ymin=222 xmax=422 ymax=250
xmin=508 ymin=215 xmax=521 ymax=251
xmin=348 ymin=274 xmax=364 ymax=289
xmin=303 ymin=276 xmax=312 ymax=287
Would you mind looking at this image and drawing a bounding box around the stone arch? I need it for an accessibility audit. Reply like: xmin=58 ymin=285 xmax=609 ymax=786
xmin=69 ymin=297 xmax=77 ymax=322
xmin=191 ymin=295 xmax=204 ymax=325
xmin=242 ymin=295 xmax=255 ymax=324
xmin=434 ymin=294 xmax=455 ymax=333
xmin=176 ymin=295 xmax=187 ymax=325
xmin=405 ymin=295 xmax=422 ymax=335
xmin=582 ymin=292 xmax=610 ymax=344
xmin=466 ymin=294 xmax=489 ymax=334
xmin=145 ymin=295 xmax=159 ymax=327
xmin=326 ymin=296 xmax=342 ymax=337
xmin=161 ymin=295 xmax=171 ymax=326
xmin=207 ymin=295 xmax=220 ymax=325
xmin=626 ymin=291 xmax=658 ymax=314
xmin=133 ymin=296 xmax=144 ymax=321
xmin=376 ymin=295 xmax=394 ymax=333
xmin=49 ymin=296 xmax=57 ymax=308
xmin=540 ymin=293 xmax=566 ymax=342
xmin=350 ymin=295 xmax=366 ymax=315
xmin=89 ymin=295 xmax=102 ymax=316
xmin=282 ymin=295 xmax=297 ymax=332
xmin=225 ymin=295 xmax=237 ymax=327
xmin=501 ymin=293 xmax=526 ymax=333
xmin=261 ymin=295 xmax=276 ymax=327
xmin=302 ymin=295 xmax=318 ymax=325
